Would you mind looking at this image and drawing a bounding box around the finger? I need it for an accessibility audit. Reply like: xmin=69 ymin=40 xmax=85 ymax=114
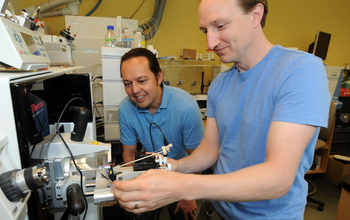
xmin=190 ymin=213 xmax=195 ymax=220
xmin=112 ymin=183 xmax=141 ymax=202
xmin=113 ymin=179 xmax=139 ymax=191
xmin=174 ymin=204 xmax=180 ymax=214
xmin=118 ymin=200 xmax=147 ymax=215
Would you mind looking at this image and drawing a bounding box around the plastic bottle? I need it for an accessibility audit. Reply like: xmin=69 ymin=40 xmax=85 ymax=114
xmin=105 ymin=25 xmax=116 ymax=47
xmin=134 ymin=31 xmax=145 ymax=48
xmin=123 ymin=29 xmax=131 ymax=39
xmin=123 ymin=38 xmax=133 ymax=48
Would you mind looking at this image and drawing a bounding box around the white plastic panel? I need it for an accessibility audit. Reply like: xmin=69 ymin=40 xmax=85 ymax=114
xmin=102 ymin=81 xmax=127 ymax=106
xmin=102 ymin=58 xmax=122 ymax=80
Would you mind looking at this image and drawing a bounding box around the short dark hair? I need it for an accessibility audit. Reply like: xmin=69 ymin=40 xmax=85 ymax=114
xmin=238 ymin=0 xmax=268 ymax=28
xmin=120 ymin=48 xmax=161 ymax=79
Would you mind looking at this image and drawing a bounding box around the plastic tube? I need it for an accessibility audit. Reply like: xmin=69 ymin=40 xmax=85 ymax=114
xmin=24 ymin=0 xmax=81 ymax=14
xmin=140 ymin=0 xmax=166 ymax=40
xmin=85 ymin=0 xmax=102 ymax=16
xmin=37 ymin=1 xmax=81 ymax=18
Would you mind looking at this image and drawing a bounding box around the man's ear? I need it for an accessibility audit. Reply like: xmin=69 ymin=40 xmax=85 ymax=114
xmin=157 ymin=71 xmax=163 ymax=86
xmin=251 ymin=3 xmax=264 ymax=28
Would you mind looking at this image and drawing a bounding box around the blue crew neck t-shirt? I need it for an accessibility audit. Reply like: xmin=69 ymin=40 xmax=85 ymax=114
xmin=206 ymin=45 xmax=331 ymax=219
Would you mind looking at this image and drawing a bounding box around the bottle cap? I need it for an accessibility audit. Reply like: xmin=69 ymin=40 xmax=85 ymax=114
xmin=122 ymin=38 xmax=134 ymax=42
xmin=107 ymin=25 xmax=114 ymax=30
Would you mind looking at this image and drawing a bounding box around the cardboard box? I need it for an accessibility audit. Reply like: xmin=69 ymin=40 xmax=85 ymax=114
xmin=323 ymin=156 xmax=350 ymax=187
xmin=336 ymin=175 xmax=350 ymax=220
xmin=180 ymin=48 xmax=196 ymax=60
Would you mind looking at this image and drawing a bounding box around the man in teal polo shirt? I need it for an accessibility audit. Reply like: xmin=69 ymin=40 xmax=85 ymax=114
xmin=118 ymin=48 xmax=204 ymax=220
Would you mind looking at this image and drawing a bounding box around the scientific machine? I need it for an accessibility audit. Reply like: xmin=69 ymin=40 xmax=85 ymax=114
xmin=41 ymin=26 xmax=76 ymax=66
xmin=0 ymin=2 xmax=172 ymax=219
xmin=0 ymin=0 xmax=50 ymax=70
xmin=0 ymin=67 xmax=173 ymax=220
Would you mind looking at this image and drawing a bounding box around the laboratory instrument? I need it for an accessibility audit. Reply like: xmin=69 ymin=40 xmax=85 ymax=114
xmin=0 ymin=16 xmax=50 ymax=70
xmin=94 ymin=144 xmax=173 ymax=205
xmin=0 ymin=0 xmax=50 ymax=70
xmin=41 ymin=27 xmax=75 ymax=66
xmin=0 ymin=66 xmax=173 ymax=219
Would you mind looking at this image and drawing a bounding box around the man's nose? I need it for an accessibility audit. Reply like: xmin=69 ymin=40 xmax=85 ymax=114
xmin=206 ymin=30 xmax=219 ymax=50
xmin=132 ymin=83 xmax=140 ymax=94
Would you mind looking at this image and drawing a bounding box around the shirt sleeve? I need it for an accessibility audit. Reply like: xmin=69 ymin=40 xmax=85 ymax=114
xmin=272 ymin=55 xmax=331 ymax=128
xmin=118 ymin=100 xmax=138 ymax=146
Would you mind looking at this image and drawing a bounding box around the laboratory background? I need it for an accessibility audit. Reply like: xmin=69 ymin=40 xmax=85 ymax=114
xmin=13 ymin=0 xmax=350 ymax=66
xmin=0 ymin=0 xmax=350 ymax=220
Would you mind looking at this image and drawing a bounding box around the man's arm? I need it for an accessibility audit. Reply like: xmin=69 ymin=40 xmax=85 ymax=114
xmin=186 ymin=149 xmax=195 ymax=155
xmin=122 ymin=144 xmax=138 ymax=164
xmin=175 ymin=120 xmax=317 ymax=202
xmin=113 ymin=119 xmax=316 ymax=213
xmin=175 ymin=117 xmax=220 ymax=174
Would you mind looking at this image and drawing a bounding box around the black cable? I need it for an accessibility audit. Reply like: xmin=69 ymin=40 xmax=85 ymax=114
xmin=93 ymin=101 xmax=103 ymax=118
xmin=30 ymin=111 xmax=42 ymax=158
xmin=130 ymin=0 xmax=146 ymax=19
xmin=56 ymin=97 xmax=88 ymax=220
xmin=149 ymin=122 xmax=169 ymax=152
xmin=85 ymin=0 xmax=102 ymax=16
xmin=92 ymin=76 xmax=103 ymax=82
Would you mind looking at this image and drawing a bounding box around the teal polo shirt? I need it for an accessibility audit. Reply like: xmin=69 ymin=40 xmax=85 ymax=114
xmin=118 ymin=83 xmax=204 ymax=159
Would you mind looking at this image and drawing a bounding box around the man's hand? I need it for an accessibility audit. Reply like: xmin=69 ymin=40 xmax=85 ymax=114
xmin=113 ymin=169 xmax=183 ymax=214
xmin=174 ymin=200 xmax=198 ymax=220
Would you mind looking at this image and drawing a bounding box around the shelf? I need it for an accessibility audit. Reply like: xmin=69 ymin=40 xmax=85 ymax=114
xmin=306 ymin=169 xmax=326 ymax=174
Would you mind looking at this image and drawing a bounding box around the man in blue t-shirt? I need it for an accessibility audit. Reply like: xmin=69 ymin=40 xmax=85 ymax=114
xmin=112 ymin=1 xmax=331 ymax=219
xmin=118 ymin=48 xmax=204 ymax=220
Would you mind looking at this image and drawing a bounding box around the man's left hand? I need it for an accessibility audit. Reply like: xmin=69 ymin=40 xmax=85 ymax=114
xmin=174 ymin=200 xmax=198 ymax=220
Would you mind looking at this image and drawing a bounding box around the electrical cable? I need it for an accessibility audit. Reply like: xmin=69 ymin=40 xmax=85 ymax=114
xmin=129 ymin=0 xmax=146 ymax=19
xmin=115 ymin=122 xmax=170 ymax=168
xmin=92 ymin=76 xmax=103 ymax=82
xmin=149 ymin=122 xmax=168 ymax=152
xmin=56 ymin=97 xmax=88 ymax=220
xmin=85 ymin=0 xmax=102 ymax=16
xmin=93 ymin=102 xmax=103 ymax=118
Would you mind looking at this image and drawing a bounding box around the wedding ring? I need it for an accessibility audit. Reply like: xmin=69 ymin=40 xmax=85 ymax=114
xmin=134 ymin=201 xmax=139 ymax=209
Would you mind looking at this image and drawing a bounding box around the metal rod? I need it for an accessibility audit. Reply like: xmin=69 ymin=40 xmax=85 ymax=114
xmin=119 ymin=151 xmax=162 ymax=168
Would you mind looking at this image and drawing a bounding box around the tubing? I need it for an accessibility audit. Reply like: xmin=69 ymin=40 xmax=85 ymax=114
xmin=141 ymin=0 xmax=160 ymax=29
xmin=24 ymin=0 xmax=79 ymax=14
xmin=85 ymin=0 xmax=102 ymax=16
xmin=141 ymin=0 xmax=166 ymax=40
xmin=36 ymin=1 xmax=81 ymax=18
